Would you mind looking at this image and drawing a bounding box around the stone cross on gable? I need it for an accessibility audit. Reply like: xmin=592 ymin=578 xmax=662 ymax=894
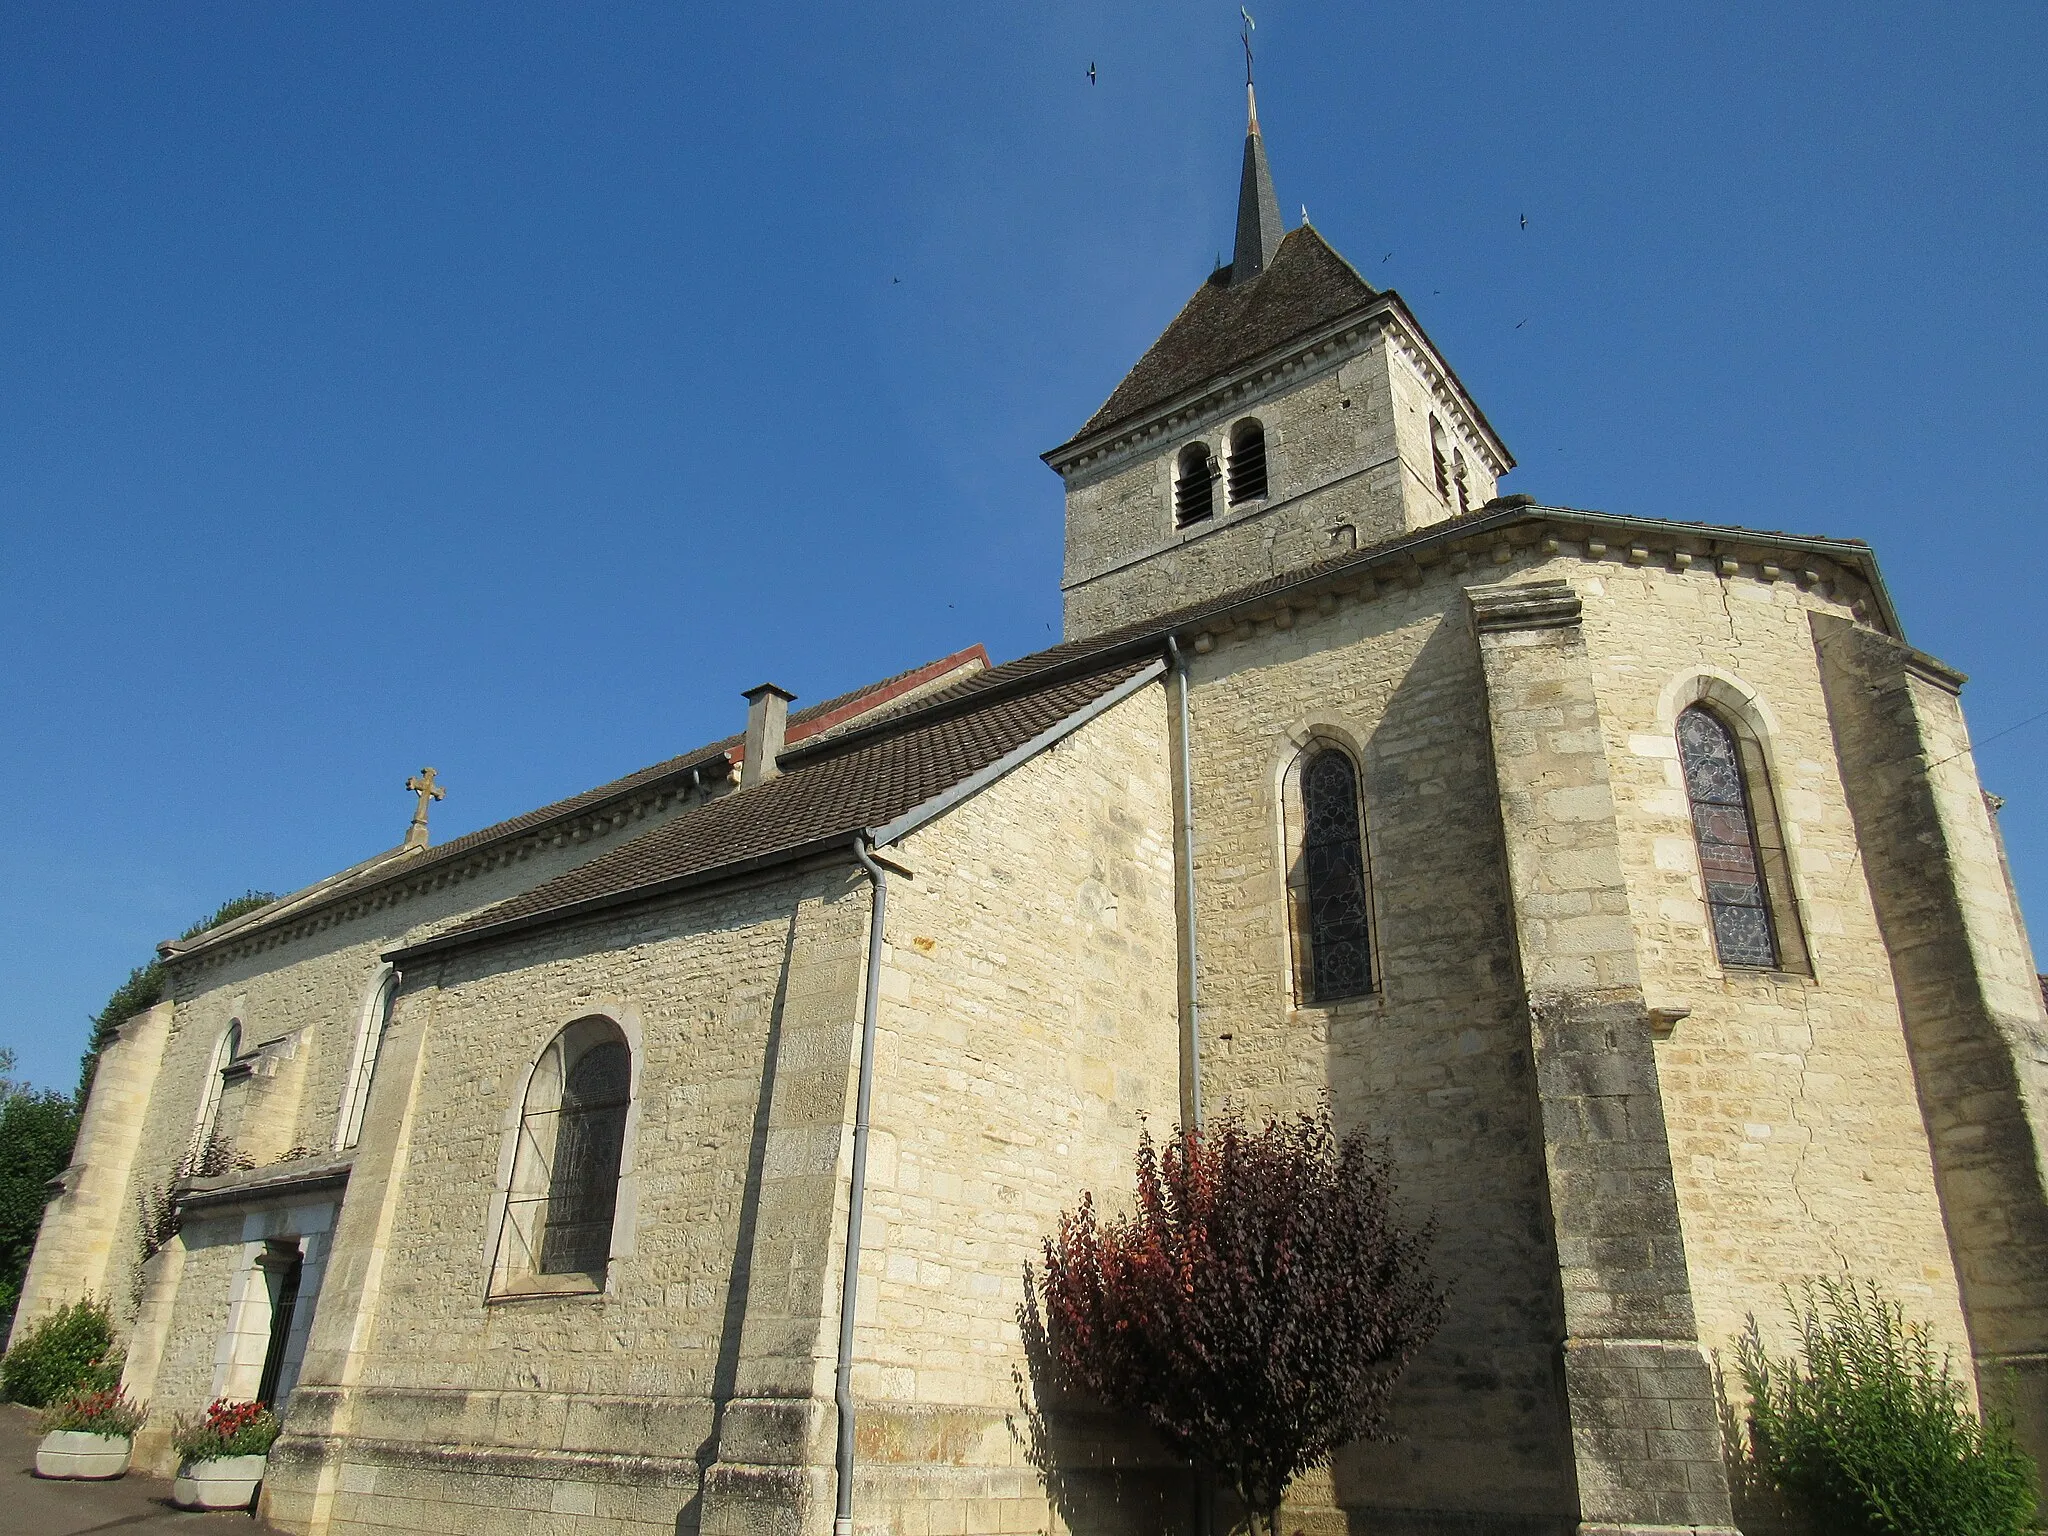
xmin=404 ymin=767 xmax=445 ymax=851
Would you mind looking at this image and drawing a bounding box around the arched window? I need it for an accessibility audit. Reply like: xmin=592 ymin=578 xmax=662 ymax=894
xmin=1677 ymin=704 xmax=1805 ymax=970
xmin=1174 ymin=443 xmax=1216 ymax=526
xmin=494 ymin=1017 xmax=633 ymax=1291
xmin=1452 ymin=448 xmax=1470 ymax=515
xmin=1429 ymin=415 xmax=1450 ymax=500
xmin=1226 ymin=419 xmax=1268 ymax=504
xmin=335 ymin=969 xmax=398 ymax=1150
xmin=194 ymin=1022 xmax=241 ymax=1151
xmin=1288 ymin=746 xmax=1375 ymax=1003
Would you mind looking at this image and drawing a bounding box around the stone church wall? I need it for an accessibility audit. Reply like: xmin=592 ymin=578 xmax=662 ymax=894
xmin=37 ymin=807 xmax=695 ymax=1463
xmin=1176 ymin=571 xmax=1581 ymax=1528
xmin=844 ymin=680 xmax=1183 ymax=1530
xmin=263 ymin=685 xmax=1182 ymax=1536
xmin=277 ymin=867 xmax=840 ymax=1536
xmin=1166 ymin=535 xmax=1992 ymax=1530
xmin=1575 ymin=556 xmax=1976 ymax=1374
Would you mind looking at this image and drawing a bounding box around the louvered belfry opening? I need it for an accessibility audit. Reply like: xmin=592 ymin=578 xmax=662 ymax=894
xmin=1175 ymin=443 xmax=1217 ymax=525
xmin=1227 ymin=419 xmax=1268 ymax=503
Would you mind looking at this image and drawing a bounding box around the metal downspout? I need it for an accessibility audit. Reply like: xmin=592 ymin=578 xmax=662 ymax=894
xmin=1164 ymin=636 xmax=1204 ymax=1132
xmin=834 ymin=836 xmax=889 ymax=1536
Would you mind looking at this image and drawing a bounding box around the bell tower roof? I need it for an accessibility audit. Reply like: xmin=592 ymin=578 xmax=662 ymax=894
xmin=1056 ymin=223 xmax=1378 ymax=449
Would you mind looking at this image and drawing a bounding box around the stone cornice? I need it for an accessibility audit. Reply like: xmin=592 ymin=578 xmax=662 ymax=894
xmin=1153 ymin=503 xmax=1900 ymax=662
xmin=180 ymin=1154 xmax=353 ymax=1212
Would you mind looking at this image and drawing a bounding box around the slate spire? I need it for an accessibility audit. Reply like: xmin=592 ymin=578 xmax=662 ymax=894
xmin=1231 ymin=83 xmax=1284 ymax=285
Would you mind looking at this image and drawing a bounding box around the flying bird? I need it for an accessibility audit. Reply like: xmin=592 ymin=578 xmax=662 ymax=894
xmin=1088 ymin=61 xmax=1096 ymax=84
xmin=1520 ymin=213 xmax=1527 ymax=230
xmin=1515 ymin=319 xmax=1528 ymax=329
xmin=1382 ymin=252 xmax=1393 ymax=263
xmin=892 ymin=276 xmax=901 ymax=284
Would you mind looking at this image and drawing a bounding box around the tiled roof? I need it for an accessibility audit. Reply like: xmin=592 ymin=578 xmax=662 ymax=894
xmin=164 ymin=646 xmax=989 ymax=960
xmin=405 ymin=656 xmax=1160 ymax=954
xmin=1063 ymin=225 xmax=1379 ymax=446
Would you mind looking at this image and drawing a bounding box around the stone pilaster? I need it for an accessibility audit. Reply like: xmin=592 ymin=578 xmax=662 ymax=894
xmin=697 ymin=872 xmax=871 ymax=1536
xmin=9 ymin=999 xmax=174 ymax=1346
xmin=1468 ymin=579 xmax=1736 ymax=1536
xmin=1812 ymin=613 xmax=2048 ymax=1488
xmin=258 ymin=980 xmax=434 ymax=1533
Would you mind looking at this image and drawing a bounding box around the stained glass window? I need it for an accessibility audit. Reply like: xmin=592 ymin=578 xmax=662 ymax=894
xmin=1678 ymin=705 xmax=1779 ymax=968
xmin=1295 ymin=748 xmax=1373 ymax=1001
xmin=537 ymin=1039 xmax=630 ymax=1276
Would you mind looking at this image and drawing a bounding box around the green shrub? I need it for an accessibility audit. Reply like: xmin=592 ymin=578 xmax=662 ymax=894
xmin=38 ymin=1386 xmax=147 ymax=1437
xmin=1 ymin=1296 xmax=119 ymax=1407
xmin=1733 ymin=1277 xmax=2038 ymax=1536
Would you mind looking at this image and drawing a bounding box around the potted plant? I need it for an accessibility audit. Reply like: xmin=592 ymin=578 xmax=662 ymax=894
xmin=169 ymin=1398 xmax=279 ymax=1511
xmin=34 ymin=1387 xmax=148 ymax=1479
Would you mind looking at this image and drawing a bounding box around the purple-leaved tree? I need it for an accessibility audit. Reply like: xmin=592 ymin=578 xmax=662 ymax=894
xmin=1022 ymin=1106 xmax=1445 ymax=1534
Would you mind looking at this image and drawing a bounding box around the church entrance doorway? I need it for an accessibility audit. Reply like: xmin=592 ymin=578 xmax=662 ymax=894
xmin=254 ymin=1243 xmax=303 ymax=1410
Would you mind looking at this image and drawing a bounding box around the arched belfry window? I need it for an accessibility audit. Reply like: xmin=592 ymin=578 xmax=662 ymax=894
xmin=1677 ymin=703 xmax=1806 ymax=971
xmin=1288 ymin=746 xmax=1376 ymax=1003
xmin=1429 ymin=415 xmax=1451 ymax=500
xmin=1452 ymin=448 xmax=1471 ymax=515
xmin=1175 ymin=443 xmax=1216 ymax=527
xmin=1226 ymin=419 xmax=1268 ymax=504
xmin=493 ymin=1017 xmax=633 ymax=1293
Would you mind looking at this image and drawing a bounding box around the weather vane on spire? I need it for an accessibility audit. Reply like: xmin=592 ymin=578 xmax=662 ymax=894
xmin=1240 ymin=7 xmax=1256 ymax=87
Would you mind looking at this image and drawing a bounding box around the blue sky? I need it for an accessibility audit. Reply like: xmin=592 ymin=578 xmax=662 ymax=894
xmin=3 ymin=2 xmax=2043 ymax=1090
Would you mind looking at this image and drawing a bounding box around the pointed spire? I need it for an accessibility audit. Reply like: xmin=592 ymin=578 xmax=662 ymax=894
xmin=1232 ymin=83 xmax=1284 ymax=284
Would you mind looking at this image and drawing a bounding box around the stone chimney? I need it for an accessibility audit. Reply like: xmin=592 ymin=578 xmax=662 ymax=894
xmin=741 ymin=683 xmax=795 ymax=786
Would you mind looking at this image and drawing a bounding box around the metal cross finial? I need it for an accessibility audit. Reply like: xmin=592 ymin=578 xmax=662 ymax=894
xmin=404 ymin=766 xmax=445 ymax=851
xmin=1240 ymin=6 xmax=1256 ymax=86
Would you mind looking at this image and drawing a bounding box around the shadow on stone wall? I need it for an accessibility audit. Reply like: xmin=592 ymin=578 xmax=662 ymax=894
xmin=1009 ymin=1357 xmax=1194 ymax=1536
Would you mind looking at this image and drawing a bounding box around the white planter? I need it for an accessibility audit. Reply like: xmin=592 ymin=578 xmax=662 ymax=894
xmin=34 ymin=1429 xmax=133 ymax=1479
xmin=172 ymin=1452 xmax=266 ymax=1510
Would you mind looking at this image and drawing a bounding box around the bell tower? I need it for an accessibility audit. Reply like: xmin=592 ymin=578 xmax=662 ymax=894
xmin=1044 ymin=90 xmax=1514 ymax=641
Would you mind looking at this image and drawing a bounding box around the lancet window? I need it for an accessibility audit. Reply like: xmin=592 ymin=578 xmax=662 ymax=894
xmin=336 ymin=969 xmax=397 ymax=1151
xmin=1175 ymin=443 xmax=1217 ymax=526
xmin=1429 ymin=415 xmax=1450 ymax=500
xmin=1677 ymin=703 xmax=1804 ymax=970
xmin=194 ymin=1022 xmax=240 ymax=1151
xmin=1288 ymin=745 xmax=1375 ymax=1003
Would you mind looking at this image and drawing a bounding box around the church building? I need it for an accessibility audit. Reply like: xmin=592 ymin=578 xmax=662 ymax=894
xmin=16 ymin=88 xmax=2048 ymax=1536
